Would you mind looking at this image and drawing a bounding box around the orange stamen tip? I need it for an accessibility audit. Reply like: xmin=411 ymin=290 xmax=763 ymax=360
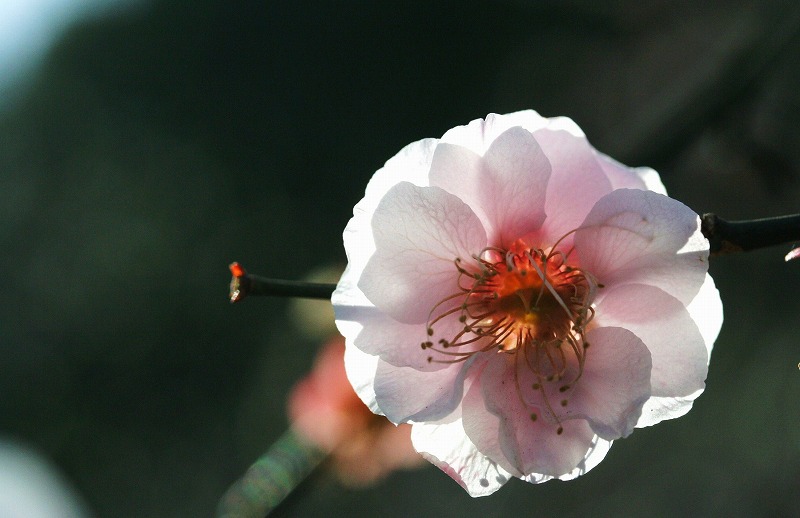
xmin=229 ymin=262 xmax=246 ymax=278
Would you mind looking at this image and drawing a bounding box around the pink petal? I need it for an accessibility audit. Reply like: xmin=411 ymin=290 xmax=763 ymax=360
xmin=575 ymin=188 xmax=708 ymax=305
xmin=464 ymin=355 xmax=597 ymax=477
xmin=594 ymin=283 xmax=708 ymax=398
xmin=531 ymin=129 xmax=613 ymax=248
xmin=561 ymin=326 xmax=652 ymax=440
xmin=358 ymin=182 xmax=487 ymax=324
xmin=430 ymin=126 xmax=551 ymax=247
xmin=457 ymin=359 xmax=522 ymax=478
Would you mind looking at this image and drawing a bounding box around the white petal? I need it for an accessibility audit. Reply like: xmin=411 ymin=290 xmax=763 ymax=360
xmin=553 ymin=435 xmax=614 ymax=482
xmin=636 ymin=274 xmax=722 ymax=428
xmin=333 ymin=139 xmax=439 ymax=316
xmin=438 ymin=110 xmax=551 ymax=155
xmin=410 ymin=390 xmax=514 ymax=497
xmin=358 ymin=182 xmax=487 ymax=324
xmin=339 ymin=297 xmax=477 ymax=421
xmin=686 ymin=273 xmax=723 ymax=359
xmin=593 ymin=151 xmax=668 ymax=195
xmin=341 ymin=319 xmax=472 ymax=423
xmin=373 ymin=358 xmax=470 ymax=423
xmin=575 ymin=189 xmax=708 ymax=305
xmin=342 ymin=339 xmax=382 ymax=415
xmin=361 ymin=138 xmax=438 ymax=209
xmin=336 ymin=302 xmax=461 ymax=371
xmin=636 ymin=389 xmax=704 ymax=428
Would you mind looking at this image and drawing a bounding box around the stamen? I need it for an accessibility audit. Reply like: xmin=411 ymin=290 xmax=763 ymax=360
xmin=423 ymin=230 xmax=599 ymax=420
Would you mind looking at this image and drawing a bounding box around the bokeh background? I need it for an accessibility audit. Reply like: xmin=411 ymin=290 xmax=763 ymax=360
xmin=2 ymin=1 xmax=800 ymax=516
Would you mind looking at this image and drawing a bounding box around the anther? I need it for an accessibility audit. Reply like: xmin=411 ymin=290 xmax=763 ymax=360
xmin=530 ymin=413 xmax=537 ymax=422
xmin=556 ymin=426 xmax=564 ymax=435
xmin=423 ymin=233 xmax=599 ymax=391
xmin=560 ymin=399 xmax=568 ymax=407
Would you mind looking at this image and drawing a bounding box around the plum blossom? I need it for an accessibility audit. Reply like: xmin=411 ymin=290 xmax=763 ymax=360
xmin=333 ymin=111 xmax=723 ymax=496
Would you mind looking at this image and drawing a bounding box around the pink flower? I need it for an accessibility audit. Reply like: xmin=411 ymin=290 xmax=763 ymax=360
xmin=333 ymin=111 xmax=723 ymax=496
xmin=288 ymin=336 xmax=424 ymax=486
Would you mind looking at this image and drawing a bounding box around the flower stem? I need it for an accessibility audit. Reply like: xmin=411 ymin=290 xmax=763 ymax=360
xmin=229 ymin=262 xmax=336 ymax=302
xmin=216 ymin=428 xmax=326 ymax=518
xmin=228 ymin=212 xmax=800 ymax=302
xmin=701 ymin=213 xmax=800 ymax=257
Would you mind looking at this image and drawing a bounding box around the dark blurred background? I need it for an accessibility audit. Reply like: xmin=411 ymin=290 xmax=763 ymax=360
xmin=2 ymin=0 xmax=800 ymax=516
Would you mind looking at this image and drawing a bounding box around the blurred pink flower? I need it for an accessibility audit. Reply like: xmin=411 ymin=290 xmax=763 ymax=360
xmin=333 ymin=111 xmax=723 ymax=496
xmin=288 ymin=336 xmax=424 ymax=487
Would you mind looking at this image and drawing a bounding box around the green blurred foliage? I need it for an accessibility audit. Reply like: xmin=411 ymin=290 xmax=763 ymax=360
xmin=1 ymin=0 xmax=800 ymax=516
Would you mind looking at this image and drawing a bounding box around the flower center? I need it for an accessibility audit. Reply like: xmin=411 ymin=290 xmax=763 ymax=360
xmin=422 ymin=238 xmax=601 ymax=432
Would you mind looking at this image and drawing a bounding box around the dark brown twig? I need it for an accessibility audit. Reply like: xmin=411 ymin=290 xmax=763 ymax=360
xmin=701 ymin=213 xmax=800 ymax=258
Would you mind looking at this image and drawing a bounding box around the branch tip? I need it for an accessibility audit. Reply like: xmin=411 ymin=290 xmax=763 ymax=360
xmin=701 ymin=212 xmax=800 ymax=259
xmin=227 ymin=262 xmax=337 ymax=301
